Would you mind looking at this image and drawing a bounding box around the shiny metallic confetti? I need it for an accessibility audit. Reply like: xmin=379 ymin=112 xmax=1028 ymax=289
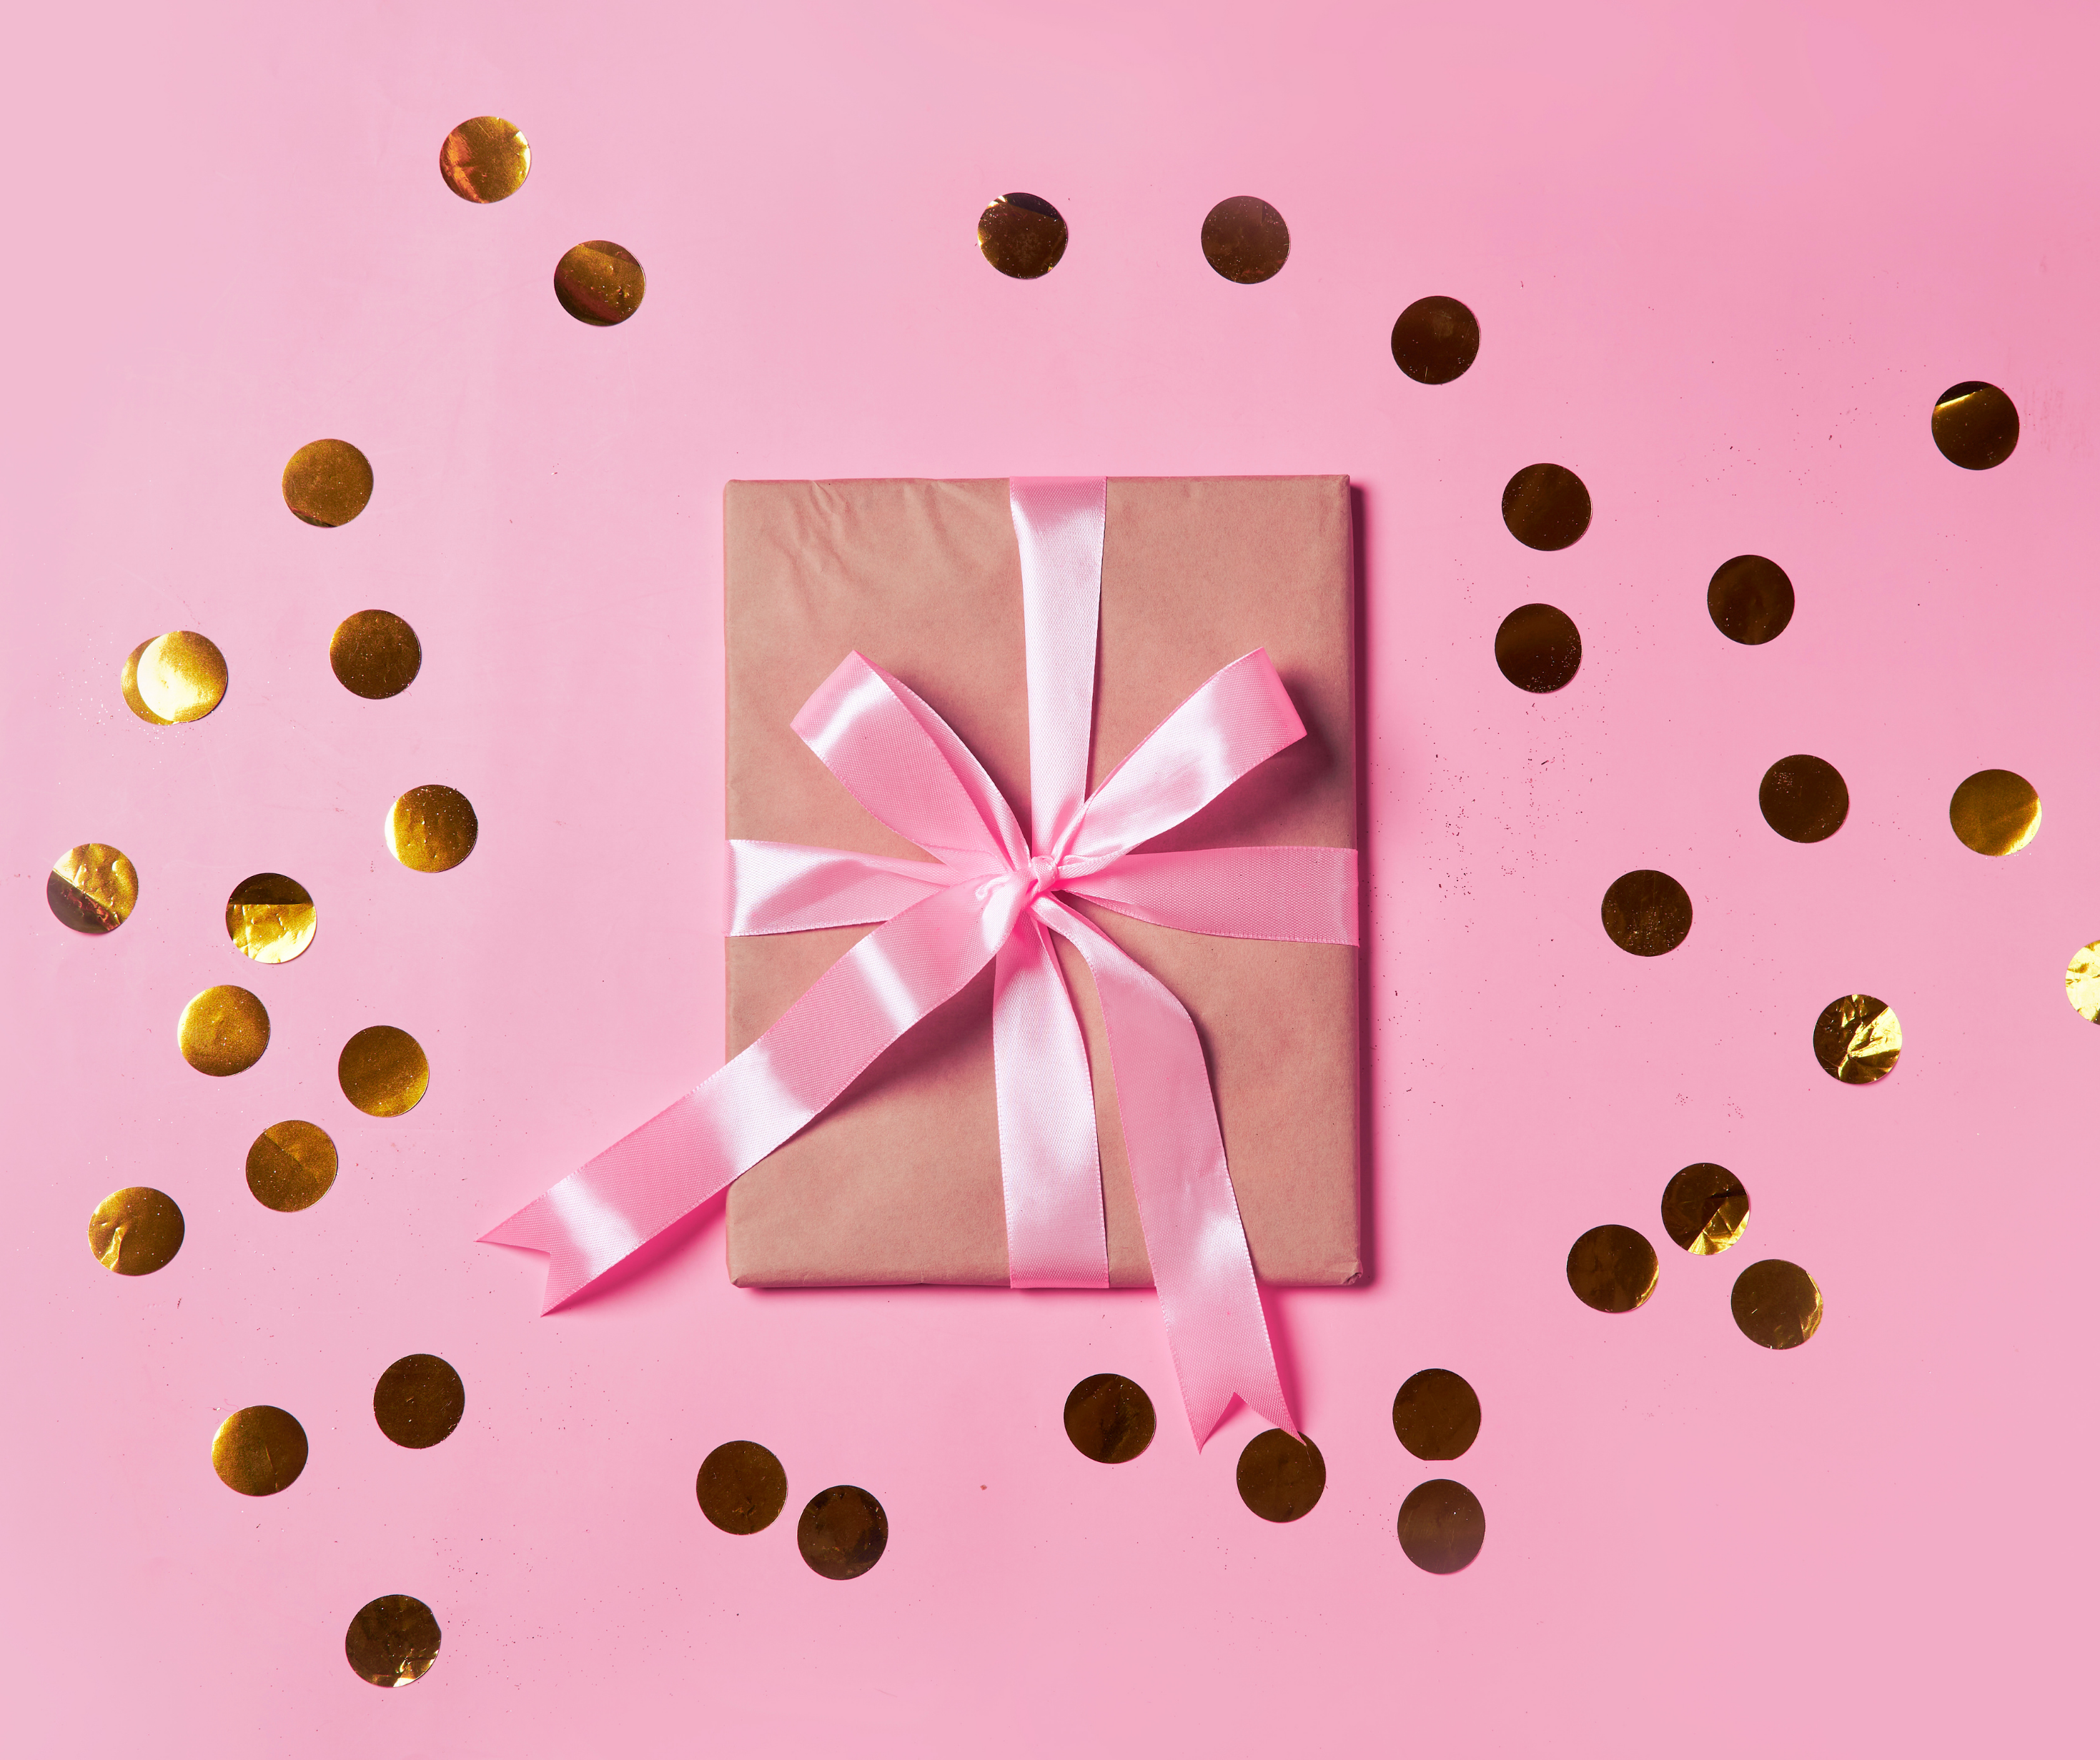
xmin=1392 ymin=1369 xmax=1480 ymax=1462
xmin=1813 ymin=994 xmax=1901 ymax=1084
xmin=1200 ymin=196 xmax=1289 ymax=283
xmin=554 ymin=240 xmax=645 ymax=325
xmin=330 ymin=610 xmax=422 ymax=700
xmin=122 ymin=631 xmax=228 ymax=722
xmin=1062 ymin=1373 xmax=1157 ymax=1464
xmin=87 ymin=1187 xmax=184 ymax=1275
xmin=373 ymin=1354 xmax=465 ymax=1449
xmin=1235 ymin=1429 xmax=1325 ymax=1522
xmin=697 ymin=1441 xmax=789 ymax=1533
xmin=224 ymin=872 xmax=317 ymax=964
xmin=211 ymin=1406 xmax=308 ymax=1496
xmin=177 ymin=985 xmax=269 ymax=1076
xmin=1659 ymin=1163 xmax=1749 ymax=1255
xmin=1707 ymin=555 xmax=1795 ymax=645
xmin=345 ymin=1595 xmax=441 ymax=1687
xmin=976 ymin=193 xmax=1067 ymax=279
xmin=1493 ymin=603 xmax=1581 ymax=693
xmin=1600 ymin=870 xmax=1692 ymax=956
xmin=1501 ymin=463 xmax=1590 ymax=550
xmin=1390 ymin=295 xmax=1480 ymax=384
xmin=797 ymin=1486 xmax=888 ymax=1579
xmin=2066 ymin=943 xmax=2100 ymax=1023
xmin=338 ymin=1025 xmax=430 ymax=1117
xmin=282 ymin=439 xmax=373 ymax=527
xmin=1566 ymin=1223 xmax=1658 ymax=1313
xmin=1948 ymin=768 xmax=2040 ymax=856
xmin=387 ymin=783 xmax=478 ymax=873
xmin=245 ymin=1120 xmax=338 ymax=1213
xmin=1932 ymin=381 xmax=2019 ymax=469
xmin=1730 ymin=1258 xmax=1823 ymax=1348
xmin=1397 ymin=1478 xmax=1485 ymax=1573
xmin=438 ymin=115 xmax=530 ymax=203
xmin=1759 ymin=755 xmax=1849 ymax=843
xmin=47 ymin=843 xmax=137 ymax=935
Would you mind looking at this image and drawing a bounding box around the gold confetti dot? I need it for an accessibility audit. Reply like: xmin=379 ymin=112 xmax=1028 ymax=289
xmin=1659 ymin=1163 xmax=1749 ymax=1255
xmin=697 ymin=1440 xmax=788 ymax=1533
xmin=387 ymin=784 xmax=478 ymax=873
xmin=282 ymin=439 xmax=373 ymax=527
xmin=1707 ymin=555 xmax=1794 ymax=645
xmin=224 ymin=872 xmax=316 ymax=964
xmin=87 ymin=1186 xmax=184 ymax=1275
xmin=1235 ymin=1430 xmax=1325 ymax=1522
xmin=1200 ymin=195 xmax=1289 ymax=284
xmin=1502 ymin=463 xmax=1590 ymax=551
xmin=1813 ymin=994 xmax=1901 ymax=1084
xmin=977 ymin=193 xmax=1068 ymax=279
xmin=1390 ymin=295 xmax=1480 ymax=384
xmin=48 ymin=843 xmax=137 ymax=935
xmin=797 ymin=1486 xmax=888 ymax=1579
xmin=211 ymin=1406 xmax=307 ymax=1496
xmin=122 ymin=631 xmax=228 ymax=723
xmin=1493 ymin=603 xmax=1581 ymax=693
xmin=438 ymin=115 xmax=530 ymax=203
xmin=2065 ymin=943 xmax=2100 ymax=1023
xmin=1932 ymin=381 xmax=2019 ymax=470
xmin=330 ymin=610 xmax=422 ymax=700
xmin=178 ymin=985 xmax=269 ymax=1076
xmin=1759 ymin=755 xmax=1849 ymax=844
xmin=1392 ymin=1369 xmax=1480 ymax=1462
xmin=1566 ymin=1223 xmax=1658 ymax=1313
xmin=373 ymin=1354 xmax=465 ymax=1449
xmin=1730 ymin=1258 xmax=1823 ymax=1348
xmin=1397 ymin=1478 xmax=1485 ymax=1573
xmin=1062 ymin=1373 xmax=1157 ymax=1464
xmin=245 ymin=1120 xmax=338 ymax=1212
xmin=1948 ymin=768 xmax=2040 ymax=856
xmin=1600 ymin=870 xmax=1692 ymax=957
xmin=345 ymin=1595 xmax=441 ymax=1687
xmin=554 ymin=240 xmax=645 ymax=326
xmin=339 ymin=1025 xmax=430 ymax=1117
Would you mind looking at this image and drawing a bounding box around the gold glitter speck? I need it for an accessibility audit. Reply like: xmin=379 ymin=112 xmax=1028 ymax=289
xmin=1813 ymin=995 xmax=1901 ymax=1084
xmin=374 ymin=1355 xmax=465 ymax=1449
xmin=178 ymin=985 xmax=269 ymax=1076
xmin=282 ymin=439 xmax=373 ymax=527
xmin=88 ymin=1187 xmax=184 ymax=1274
xmin=225 ymin=872 xmax=316 ymax=964
xmin=1660 ymin=1163 xmax=1749 ymax=1254
xmin=345 ymin=1595 xmax=441 ymax=1687
xmin=698 ymin=1441 xmax=788 ymax=1533
xmin=1200 ymin=196 xmax=1290 ymax=284
xmin=1567 ymin=1224 xmax=1658 ymax=1313
xmin=1731 ymin=1259 xmax=1823 ymax=1348
xmin=331 ymin=610 xmax=422 ymax=700
xmin=1063 ymin=1373 xmax=1157 ymax=1464
xmin=798 ymin=1486 xmax=888 ymax=1579
xmin=1398 ymin=1478 xmax=1485 ymax=1573
xmin=977 ymin=194 xmax=1068 ymax=279
xmin=1392 ymin=1369 xmax=1480 ymax=1462
xmin=555 ymin=240 xmax=645 ymax=326
xmin=1236 ymin=1430 xmax=1325 ymax=1522
xmin=246 ymin=1121 xmax=338 ymax=1212
xmin=212 ymin=1406 xmax=308 ymax=1496
xmin=340 ymin=1025 xmax=430 ymax=1117
xmin=1949 ymin=769 xmax=2039 ymax=856
xmin=48 ymin=843 xmax=137 ymax=935
xmin=387 ymin=784 xmax=478 ymax=872
xmin=439 ymin=116 xmax=530 ymax=203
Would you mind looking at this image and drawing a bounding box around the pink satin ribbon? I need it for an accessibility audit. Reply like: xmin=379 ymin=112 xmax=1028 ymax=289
xmin=485 ymin=478 xmax=1357 ymax=1442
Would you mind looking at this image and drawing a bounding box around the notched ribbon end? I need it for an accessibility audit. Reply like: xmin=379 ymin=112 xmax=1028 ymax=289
xmin=480 ymin=1196 xmax=598 ymax=1315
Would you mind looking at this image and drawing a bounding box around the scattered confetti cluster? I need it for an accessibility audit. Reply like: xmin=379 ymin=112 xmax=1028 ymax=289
xmin=696 ymin=1441 xmax=888 ymax=1580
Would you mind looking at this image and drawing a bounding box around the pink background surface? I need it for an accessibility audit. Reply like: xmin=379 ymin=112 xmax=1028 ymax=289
xmin=4 ymin=2 xmax=2093 ymax=1753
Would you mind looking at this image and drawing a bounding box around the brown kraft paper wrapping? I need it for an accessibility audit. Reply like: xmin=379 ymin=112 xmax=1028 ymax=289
xmin=723 ymin=476 xmax=1359 ymax=1288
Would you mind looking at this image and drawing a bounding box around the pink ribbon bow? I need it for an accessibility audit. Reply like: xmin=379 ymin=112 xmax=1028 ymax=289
xmin=485 ymin=478 xmax=1357 ymax=1442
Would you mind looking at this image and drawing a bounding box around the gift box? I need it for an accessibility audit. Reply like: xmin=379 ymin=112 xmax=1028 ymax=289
xmin=719 ymin=476 xmax=1361 ymax=1288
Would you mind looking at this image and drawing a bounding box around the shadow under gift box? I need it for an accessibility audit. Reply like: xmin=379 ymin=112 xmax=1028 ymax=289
xmin=723 ymin=477 xmax=1360 ymax=1288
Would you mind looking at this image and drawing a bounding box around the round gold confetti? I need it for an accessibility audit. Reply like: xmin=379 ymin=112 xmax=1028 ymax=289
xmin=1494 ymin=603 xmax=1581 ymax=693
xmin=2065 ymin=943 xmax=2100 ymax=1023
xmin=797 ymin=1486 xmax=888 ymax=1580
xmin=211 ymin=1406 xmax=308 ymax=1496
xmin=245 ymin=1120 xmax=338 ymax=1213
xmin=1730 ymin=1258 xmax=1823 ymax=1348
xmin=1391 ymin=295 xmax=1480 ymax=384
xmin=1235 ymin=1430 xmax=1325 ymax=1522
xmin=330 ymin=610 xmax=422 ymax=700
xmin=122 ymin=631 xmax=228 ymax=722
xmin=1659 ymin=1163 xmax=1749 ymax=1255
xmin=1813 ymin=994 xmax=1901 ymax=1084
xmin=224 ymin=872 xmax=316 ymax=964
xmin=282 ymin=439 xmax=373 ymax=528
xmin=387 ymin=783 xmax=478 ymax=872
xmin=1392 ymin=1369 xmax=1480 ymax=1462
xmin=1200 ymin=196 xmax=1289 ymax=284
xmin=1566 ymin=1223 xmax=1658 ymax=1313
xmin=697 ymin=1440 xmax=788 ymax=1533
xmin=1708 ymin=555 xmax=1794 ymax=645
xmin=554 ymin=240 xmax=645 ymax=326
xmin=1949 ymin=768 xmax=2040 ymax=857
xmin=1759 ymin=755 xmax=1849 ymax=844
xmin=977 ymin=193 xmax=1068 ymax=279
xmin=345 ymin=1595 xmax=441 ymax=1688
xmin=1063 ymin=1373 xmax=1157 ymax=1464
xmin=373 ymin=1354 xmax=465 ymax=1450
xmin=48 ymin=842 xmax=137 ymax=935
xmin=1397 ymin=1478 xmax=1485 ymax=1573
xmin=1600 ymin=869 xmax=1692 ymax=957
xmin=1932 ymin=381 xmax=2019 ymax=471
xmin=87 ymin=1186 xmax=184 ymax=1275
xmin=339 ymin=1025 xmax=430 ymax=1117
xmin=438 ymin=115 xmax=530 ymax=203
xmin=1502 ymin=463 xmax=1590 ymax=551
xmin=177 ymin=985 xmax=269 ymax=1076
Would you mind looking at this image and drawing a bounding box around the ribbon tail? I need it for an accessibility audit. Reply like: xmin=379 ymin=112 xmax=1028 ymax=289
xmin=1034 ymin=898 xmax=1294 ymax=1444
xmin=1067 ymin=846 xmax=1359 ymax=945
